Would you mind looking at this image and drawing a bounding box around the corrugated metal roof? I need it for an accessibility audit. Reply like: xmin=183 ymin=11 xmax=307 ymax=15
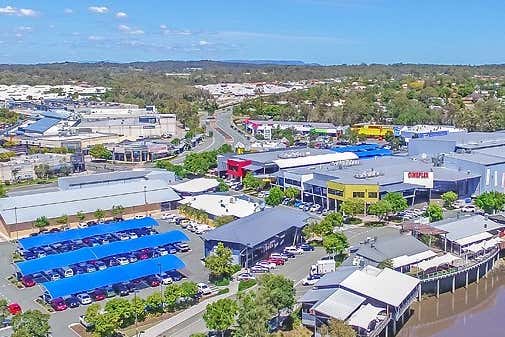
xmin=312 ymin=288 xmax=365 ymax=321
xmin=23 ymin=117 xmax=60 ymax=134
xmin=58 ymin=170 xmax=152 ymax=190
xmin=203 ymin=206 xmax=312 ymax=246
xmin=0 ymin=180 xmax=180 ymax=225
xmin=42 ymin=254 xmax=185 ymax=298
xmin=433 ymin=215 xmax=504 ymax=242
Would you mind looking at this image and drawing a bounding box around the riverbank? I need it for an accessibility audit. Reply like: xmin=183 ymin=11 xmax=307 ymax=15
xmin=398 ymin=265 xmax=505 ymax=337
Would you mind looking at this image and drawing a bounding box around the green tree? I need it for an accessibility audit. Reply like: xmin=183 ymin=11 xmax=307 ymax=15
xmin=217 ymin=178 xmax=229 ymax=192
xmin=111 ymin=205 xmax=125 ymax=218
xmin=425 ymin=203 xmax=443 ymax=222
xmin=284 ymin=187 xmax=300 ymax=201
xmin=322 ymin=212 xmax=344 ymax=228
xmin=94 ymin=209 xmax=106 ymax=221
xmin=146 ymin=292 xmax=164 ymax=313
xmin=204 ymin=242 xmax=235 ymax=281
xmin=93 ymin=312 xmax=119 ymax=337
xmin=214 ymin=215 xmax=235 ymax=227
xmin=235 ymin=292 xmax=272 ymax=337
xmin=217 ymin=143 xmax=233 ymax=154
xmin=203 ymin=298 xmax=238 ymax=337
xmin=164 ymin=283 xmax=182 ymax=311
xmin=85 ymin=303 xmax=101 ymax=328
xmin=131 ymin=296 xmax=147 ymax=322
xmin=155 ymin=160 xmax=188 ymax=178
xmin=56 ymin=214 xmax=68 ymax=228
xmin=89 ymin=144 xmax=112 ymax=160
xmin=441 ymin=191 xmax=458 ymax=208
xmin=0 ymin=298 xmax=8 ymax=321
xmin=475 ymin=191 xmax=505 ymax=214
xmin=378 ymin=259 xmax=394 ymax=269
xmin=76 ymin=210 xmax=86 ymax=222
xmin=257 ymin=274 xmax=295 ymax=319
xmin=319 ymin=318 xmax=357 ymax=337
xmin=322 ymin=232 xmax=349 ymax=256
xmin=104 ymin=297 xmax=133 ymax=328
xmin=242 ymin=172 xmax=264 ymax=191
xmin=0 ymin=184 xmax=5 ymax=198
xmin=340 ymin=199 xmax=364 ymax=217
xmin=179 ymin=281 xmax=199 ymax=299
xmin=34 ymin=164 xmax=50 ymax=179
xmin=368 ymin=200 xmax=393 ymax=221
xmin=265 ymin=186 xmax=285 ymax=206
xmin=33 ymin=216 xmax=50 ymax=230
xmin=171 ymin=138 xmax=181 ymax=145
xmin=11 ymin=310 xmax=50 ymax=337
xmin=383 ymin=192 xmax=408 ymax=213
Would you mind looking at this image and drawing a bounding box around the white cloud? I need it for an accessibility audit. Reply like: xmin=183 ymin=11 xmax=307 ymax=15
xmin=16 ymin=26 xmax=33 ymax=32
xmin=0 ymin=6 xmax=39 ymax=17
xmin=199 ymin=40 xmax=210 ymax=46
xmin=116 ymin=11 xmax=127 ymax=18
xmin=88 ymin=6 xmax=109 ymax=14
xmin=160 ymin=24 xmax=167 ymax=30
xmin=64 ymin=8 xmax=74 ymax=14
xmin=88 ymin=35 xmax=104 ymax=41
xmin=118 ymin=25 xmax=144 ymax=35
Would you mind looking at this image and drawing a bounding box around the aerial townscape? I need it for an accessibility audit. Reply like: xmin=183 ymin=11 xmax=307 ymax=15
xmin=1 ymin=2 xmax=505 ymax=337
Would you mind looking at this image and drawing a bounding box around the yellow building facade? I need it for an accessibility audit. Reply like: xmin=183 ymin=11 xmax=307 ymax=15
xmin=327 ymin=181 xmax=379 ymax=210
xmin=352 ymin=124 xmax=394 ymax=138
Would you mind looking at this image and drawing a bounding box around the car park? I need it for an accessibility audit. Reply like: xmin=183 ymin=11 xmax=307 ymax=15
xmin=127 ymin=254 xmax=138 ymax=263
xmin=270 ymin=253 xmax=289 ymax=261
xmin=175 ymin=242 xmax=190 ymax=252
xmin=256 ymin=261 xmax=276 ymax=270
xmin=112 ymin=283 xmax=129 ymax=296
xmin=43 ymin=270 xmax=61 ymax=281
xmin=103 ymin=286 xmax=116 ymax=298
xmin=197 ymin=283 xmax=212 ymax=295
xmin=89 ymin=289 xmax=106 ymax=301
xmin=135 ymin=250 xmax=149 ymax=260
xmin=21 ymin=275 xmax=35 ymax=287
xmin=164 ymin=244 xmax=177 ymax=254
xmin=50 ymin=298 xmax=68 ymax=311
xmin=7 ymin=303 xmax=21 ymax=315
xmin=76 ymin=293 xmax=92 ymax=305
xmin=128 ymin=232 xmax=139 ymax=239
xmin=284 ymin=246 xmax=303 ymax=255
xmin=157 ymin=247 xmax=168 ymax=256
xmin=166 ymin=271 xmax=183 ymax=281
xmin=116 ymin=257 xmax=129 ymax=266
xmin=146 ymin=275 xmax=160 ymax=287
xmin=237 ymin=272 xmax=255 ymax=281
xmin=266 ymin=257 xmax=285 ymax=265
xmin=298 ymin=243 xmax=315 ymax=251
xmin=157 ymin=272 xmax=173 ymax=285
xmin=63 ymin=296 xmax=80 ymax=308
xmin=250 ymin=265 xmax=269 ymax=273
xmin=85 ymin=264 xmax=97 ymax=273
xmin=91 ymin=261 xmax=107 ymax=271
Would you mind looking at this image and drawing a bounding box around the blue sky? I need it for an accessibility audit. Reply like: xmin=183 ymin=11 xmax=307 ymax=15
xmin=0 ymin=0 xmax=504 ymax=65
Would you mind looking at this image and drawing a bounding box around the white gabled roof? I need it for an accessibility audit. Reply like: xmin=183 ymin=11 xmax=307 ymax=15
xmin=391 ymin=250 xmax=437 ymax=268
xmin=273 ymin=152 xmax=358 ymax=169
xmin=455 ymin=232 xmax=492 ymax=246
xmin=340 ymin=266 xmax=419 ymax=307
xmin=347 ymin=304 xmax=386 ymax=330
xmin=180 ymin=194 xmax=260 ymax=218
xmin=312 ymin=288 xmax=365 ymax=321
xmin=171 ymin=178 xmax=219 ymax=193
xmin=417 ymin=253 xmax=461 ymax=271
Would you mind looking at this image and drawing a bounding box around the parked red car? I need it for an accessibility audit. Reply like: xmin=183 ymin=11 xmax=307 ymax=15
xmin=266 ymin=258 xmax=285 ymax=266
xmin=7 ymin=303 xmax=21 ymax=315
xmin=146 ymin=276 xmax=160 ymax=287
xmin=21 ymin=275 xmax=36 ymax=287
xmin=50 ymin=298 xmax=68 ymax=311
xmin=89 ymin=289 xmax=106 ymax=301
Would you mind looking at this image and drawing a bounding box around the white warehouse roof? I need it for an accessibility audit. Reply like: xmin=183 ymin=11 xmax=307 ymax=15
xmin=172 ymin=178 xmax=219 ymax=194
xmin=273 ymin=152 xmax=358 ymax=169
xmin=0 ymin=180 xmax=180 ymax=224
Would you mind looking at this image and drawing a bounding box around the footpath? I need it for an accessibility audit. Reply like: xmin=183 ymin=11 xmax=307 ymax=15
xmin=142 ymin=281 xmax=239 ymax=337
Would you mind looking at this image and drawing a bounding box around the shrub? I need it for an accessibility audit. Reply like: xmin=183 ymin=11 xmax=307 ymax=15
xmin=217 ymin=288 xmax=230 ymax=295
xmin=238 ymin=279 xmax=257 ymax=291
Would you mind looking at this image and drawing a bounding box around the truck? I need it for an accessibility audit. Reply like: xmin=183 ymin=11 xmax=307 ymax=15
xmin=309 ymin=259 xmax=336 ymax=276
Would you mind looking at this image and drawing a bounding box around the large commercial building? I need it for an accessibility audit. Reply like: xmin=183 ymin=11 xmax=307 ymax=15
xmin=409 ymin=131 xmax=505 ymax=194
xmin=203 ymin=206 xmax=312 ymax=266
xmin=0 ymin=169 xmax=179 ymax=238
xmin=243 ymin=119 xmax=346 ymax=139
xmin=274 ymin=155 xmax=479 ymax=210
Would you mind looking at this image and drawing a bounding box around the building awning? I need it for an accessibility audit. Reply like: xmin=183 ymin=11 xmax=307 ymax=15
xmin=455 ymin=232 xmax=492 ymax=246
xmin=243 ymin=164 xmax=263 ymax=172
xmin=463 ymin=237 xmax=503 ymax=253
xmin=416 ymin=253 xmax=461 ymax=271
xmin=402 ymin=223 xmax=448 ymax=235
xmin=312 ymin=289 xmax=365 ymax=321
xmin=380 ymin=183 xmax=423 ymax=193
xmin=347 ymin=304 xmax=386 ymax=330
xmin=391 ymin=250 xmax=437 ymax=268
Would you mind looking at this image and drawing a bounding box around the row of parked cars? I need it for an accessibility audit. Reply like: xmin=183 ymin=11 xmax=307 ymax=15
xmin=19 ymin=226 xmax=158 ymax=260
xmin=20 ymin=241 xmax=190 ymax=286
xmin=243 ymin=243 xmax=314 ymax=275
xmin=43 ymin=270 xmax=184 ymax=312
xmin=290 ymin=200 xmax=328 ymax=215
xmin=162 ymin=213 xmax=213 ymax=235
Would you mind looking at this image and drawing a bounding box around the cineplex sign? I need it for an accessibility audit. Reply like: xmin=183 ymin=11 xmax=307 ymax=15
xmin=403 ymin=171 xmax=434 ymax=188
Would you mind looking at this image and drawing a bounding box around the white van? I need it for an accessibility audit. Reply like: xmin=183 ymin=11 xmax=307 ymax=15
xmin=62 ymin=267 xmax=74 ymax=278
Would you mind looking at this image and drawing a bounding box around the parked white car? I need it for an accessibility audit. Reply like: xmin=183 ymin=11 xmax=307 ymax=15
xmin=461 ymin=205 xmax=482 ymax=213
xmin=157 ymin=272 xmax=173 ymax=285
xmin=309 ymin=204 xmax=321 ymax=212
xmin=284 ymin=246 xmax=303 ymax=255
xmin=197 ymin=283 xmax=212 ymax=295
xmin=161 ymin=213 xmax=175 ymax=220
xmin=256 ymin=261 xmax=276 ymax=270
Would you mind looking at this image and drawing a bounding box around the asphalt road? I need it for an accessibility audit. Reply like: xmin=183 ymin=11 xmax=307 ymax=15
xmin=215 ymin=107 xmax=250 ymax=148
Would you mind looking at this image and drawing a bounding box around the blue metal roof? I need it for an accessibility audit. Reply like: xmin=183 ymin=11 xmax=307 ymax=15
xmin=16 ymin=230 xmax=188 ymax=276
xmin=42 ymin=254 xmax=185 ymax=298
xmin=356 ymin=148 xmax=393 ymax=158
xmin=203 ymin=206 xmax=312 ymax=247
xmin=23 ymin=117 xmax=60 ymax=134
xmin=19 ymin=217 xmax=158 ymax=250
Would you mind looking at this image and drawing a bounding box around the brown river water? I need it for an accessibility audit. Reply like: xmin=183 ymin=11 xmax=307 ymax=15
xmin=397 ymin=268 xmax=505 ymax=337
